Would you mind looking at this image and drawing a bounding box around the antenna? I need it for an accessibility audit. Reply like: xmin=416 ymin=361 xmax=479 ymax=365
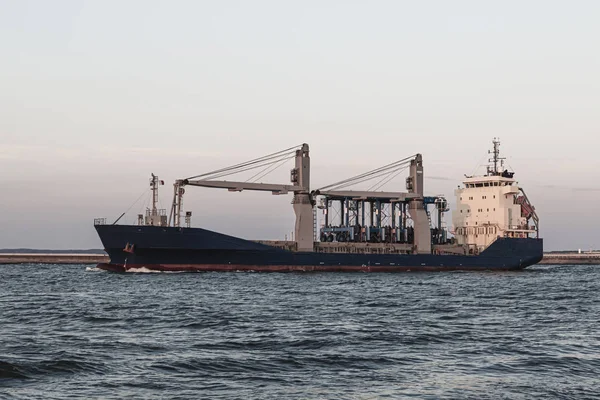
xmin=487 ymin=138 xmax=505 ymax=175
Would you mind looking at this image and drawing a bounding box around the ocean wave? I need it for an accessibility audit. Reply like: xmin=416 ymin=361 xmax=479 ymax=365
xmin=0 ymin=358 xmax=107 ymax=380
xmin=125 ymin=267 xmax=184 ymax=273
xmin=0 ymin=361 xmax=30 ymax=380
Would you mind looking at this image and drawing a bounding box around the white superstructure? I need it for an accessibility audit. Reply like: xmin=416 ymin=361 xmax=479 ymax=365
xmin=452 ymin=139 xmax=539 ymax=254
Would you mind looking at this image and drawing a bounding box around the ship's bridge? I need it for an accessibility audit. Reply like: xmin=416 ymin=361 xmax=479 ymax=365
xmin=451 ymin=141 xmax=539 ymax=254
xmin=462 ymin=174 xmax=515 ymax=188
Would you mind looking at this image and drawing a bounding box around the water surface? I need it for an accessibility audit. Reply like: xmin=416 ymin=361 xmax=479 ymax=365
xmin=1 ymin=264 xmax=599 ymax=399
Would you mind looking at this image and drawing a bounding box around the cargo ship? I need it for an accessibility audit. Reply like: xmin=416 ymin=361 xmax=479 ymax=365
xmin=94 ymin=139 xmax=542 ymax=272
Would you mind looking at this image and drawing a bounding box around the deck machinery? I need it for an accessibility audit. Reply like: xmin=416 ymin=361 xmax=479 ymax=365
xmin=316 ymin=194 xmax=449 ymax=247
xmin=312 ymin=154 xmax=451 ymax=255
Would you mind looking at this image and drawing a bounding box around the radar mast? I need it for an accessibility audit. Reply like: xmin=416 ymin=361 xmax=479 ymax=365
xmin=487 ymin=138 xmax=505 ymax=176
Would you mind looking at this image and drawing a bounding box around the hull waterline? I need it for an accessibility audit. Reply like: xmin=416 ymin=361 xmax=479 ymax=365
xmin=97 ymin=262 xmax=537 ymax=273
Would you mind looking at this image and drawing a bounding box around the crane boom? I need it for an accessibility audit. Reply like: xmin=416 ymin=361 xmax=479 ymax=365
xmin=183 ymin=179 xmax=304 ymax=195
xmin=171 ymin=144 xmax=314 ymax=252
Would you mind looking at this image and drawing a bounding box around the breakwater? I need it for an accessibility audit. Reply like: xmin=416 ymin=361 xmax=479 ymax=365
xmin=0 ymin=253 xmax=109 ymax=264
xmin=539 ymin=253 xmax=600 ymax=265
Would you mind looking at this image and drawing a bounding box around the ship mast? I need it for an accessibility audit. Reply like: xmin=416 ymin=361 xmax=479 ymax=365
xmin=487 ymin=138 xmax=505 ymax=176
xmin=150 ymin=173 xmax=159 ymax=215
xmin=145 ymin=174 xmax=166 ymax=226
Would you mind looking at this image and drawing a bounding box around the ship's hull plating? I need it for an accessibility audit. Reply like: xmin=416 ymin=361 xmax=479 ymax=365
xmin=94 ymin=225 xmax=543 ymax=273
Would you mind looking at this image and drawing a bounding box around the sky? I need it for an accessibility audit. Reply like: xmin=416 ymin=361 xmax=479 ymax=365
xmin=1 ymin=0 xmax=599 ymax=251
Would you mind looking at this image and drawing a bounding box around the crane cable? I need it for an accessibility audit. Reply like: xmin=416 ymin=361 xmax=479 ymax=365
xmin=369 ymin=165 xmax=410 ymax=191
xmin=247 ymin=154 xmax=295 ymax=183
xmin=331 ymin=165 xmax=410 ymax=190
xmin=318 ymin=155 xmax=416 ymax=191
xmin=204 ymin=152 xmax=295 ymax=180
xmin=186 ymin=144 xmax=302 ymax=180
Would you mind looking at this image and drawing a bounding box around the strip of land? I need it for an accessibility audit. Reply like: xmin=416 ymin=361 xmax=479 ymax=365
xmin=0 ymin=253 xmax=109 ymax=264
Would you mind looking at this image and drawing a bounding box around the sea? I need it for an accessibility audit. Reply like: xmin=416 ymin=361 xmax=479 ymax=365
xmin=1 ymin=264 xmax=599 ymax=399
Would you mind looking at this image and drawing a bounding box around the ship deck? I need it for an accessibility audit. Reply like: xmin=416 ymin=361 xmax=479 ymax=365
xmin=254 ymin=240 xmax=467 ymax=255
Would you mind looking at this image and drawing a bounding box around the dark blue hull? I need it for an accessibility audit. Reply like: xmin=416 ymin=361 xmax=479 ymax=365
xmin=94 ymin=225 xmax=543 ymax=272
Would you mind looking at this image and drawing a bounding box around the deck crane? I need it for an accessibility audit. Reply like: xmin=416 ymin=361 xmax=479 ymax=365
xmin=169 ymin=144 xmax=315 ymax=252
xmin=168 ymin=144 xmax=441 ymax=255
xmin=312 ymin=154 xmax=432 ymax=254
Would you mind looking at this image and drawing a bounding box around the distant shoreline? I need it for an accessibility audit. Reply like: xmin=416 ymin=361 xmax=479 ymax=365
xmin=0 ymin=249 xmax=106 ymax=254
